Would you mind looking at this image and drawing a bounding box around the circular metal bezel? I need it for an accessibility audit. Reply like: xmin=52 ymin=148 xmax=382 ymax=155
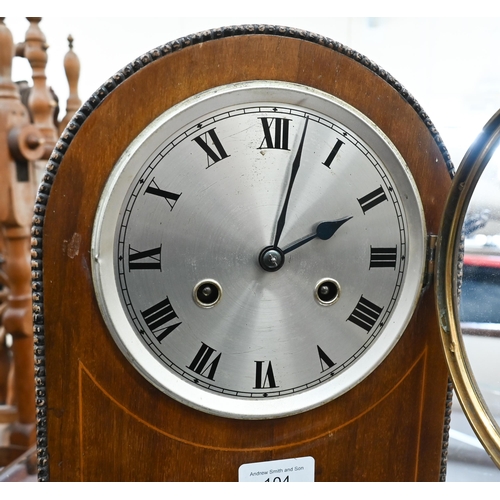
xmin=91 ymin=80 xmax=426 ymax=419
xmin=436 ymin=109 xmax=500 ymax=468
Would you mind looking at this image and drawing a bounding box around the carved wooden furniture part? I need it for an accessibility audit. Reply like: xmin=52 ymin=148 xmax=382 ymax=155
xmin=0 ymin=17 xmax=80 ymax=474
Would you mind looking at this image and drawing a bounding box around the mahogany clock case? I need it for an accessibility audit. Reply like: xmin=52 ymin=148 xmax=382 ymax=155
xmin=32 ymin=26 xmax=452 ymax=481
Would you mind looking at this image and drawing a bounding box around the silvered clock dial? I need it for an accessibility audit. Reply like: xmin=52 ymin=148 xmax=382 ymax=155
xmin=91 ymin=80 xmax=426 ymax=419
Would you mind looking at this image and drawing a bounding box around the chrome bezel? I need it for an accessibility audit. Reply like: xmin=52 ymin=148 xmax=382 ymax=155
xmin=92 ymin=81 xmax=426 ymax=419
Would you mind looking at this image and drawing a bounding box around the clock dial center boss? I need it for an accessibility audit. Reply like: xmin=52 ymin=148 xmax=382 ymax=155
xmin=92 ymin=81 xmax=426 ymax=419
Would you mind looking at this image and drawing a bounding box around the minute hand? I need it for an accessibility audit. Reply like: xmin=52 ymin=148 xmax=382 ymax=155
xmin=273 ymin=117 xmax=309 ymax=249
xmin=282 ymin=217 xmax=353 ymax=255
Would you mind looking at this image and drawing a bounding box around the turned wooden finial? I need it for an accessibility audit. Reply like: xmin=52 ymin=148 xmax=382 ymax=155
xmin=59 ymin=34 xmax=82 ymax=134
xmin=0 ymin=18 xmax=20 ymax=99
xmin=24 ymin=17 xmax=57 ymax=159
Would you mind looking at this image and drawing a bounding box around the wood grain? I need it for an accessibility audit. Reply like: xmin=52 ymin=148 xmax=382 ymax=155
xmin=38 ymin=31 xmax=452 ymax=481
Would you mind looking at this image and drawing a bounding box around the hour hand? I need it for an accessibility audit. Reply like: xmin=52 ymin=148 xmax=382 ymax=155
xmin=282 ymin=217 xmax=352 ymax=255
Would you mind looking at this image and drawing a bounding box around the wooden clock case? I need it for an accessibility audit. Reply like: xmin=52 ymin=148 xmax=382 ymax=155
xmin=32 ymin=25 xmax=452 ymax=481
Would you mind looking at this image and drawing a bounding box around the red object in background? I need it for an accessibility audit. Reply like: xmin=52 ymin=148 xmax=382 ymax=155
xmin=464 ymin=253 xmax=500 ymax=268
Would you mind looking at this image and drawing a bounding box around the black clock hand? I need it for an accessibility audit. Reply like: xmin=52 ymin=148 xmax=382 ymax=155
xmin=273 ymin=117 xmax=309 ymax=249
xmin=282 ymin=217 xmax=352 ymax=255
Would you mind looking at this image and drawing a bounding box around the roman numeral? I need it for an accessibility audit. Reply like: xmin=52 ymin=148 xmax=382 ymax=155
xmin=347 ymin=296 xmax=383 ymax=332
xmin=145 ymin=178 xmax=181 ymax=211
xmin=358 ymin=186 xmax=387 ymax=213
xmin=317 ymin=345 xmax=336 ymax=372
xmin=369 ymin=246 xmax=397 ymax=269
xmin=140 ymin=296 xmax=181 ymax=342
xmin=193 ymin=128 xmax=229 ymax=168
xmin=128 ymin=245 xmax=162 ymax=271
xmin=258 ymin=117 xmax=291 ymax=150
xmin=187 ymin=343 xmax=221 ymax=381
xmin=254 ymin=360 xmax=278 ymax=389
xmin=322 ymin=139 xmax=344 ymax=168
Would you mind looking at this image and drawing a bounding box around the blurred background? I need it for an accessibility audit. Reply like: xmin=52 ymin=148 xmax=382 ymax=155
xmin=6 ymin=16 xmax=500 ymax=169
xmin=3 ymin=15 xmax=500 ymax=481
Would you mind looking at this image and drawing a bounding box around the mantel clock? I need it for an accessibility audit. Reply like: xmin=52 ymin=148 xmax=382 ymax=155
xmin=32 ymin=25 xmax=455 ymax=481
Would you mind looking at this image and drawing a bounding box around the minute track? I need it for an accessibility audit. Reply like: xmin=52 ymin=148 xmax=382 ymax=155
xmin=120 ymin=96 xmax=406 ymax=397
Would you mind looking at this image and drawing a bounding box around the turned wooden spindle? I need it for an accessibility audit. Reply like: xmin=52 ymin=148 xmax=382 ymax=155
xmin=0 ymin=18 xmax=15 ymax=418
xmin=59 ymin=34 xmax=81 ymax=134
xmin=0 ymin=18 xmax=19 ymax=101
xmin=2 ymin=226 xmax=35 ymax=448
xmin=0 ymin=17 xmax=44 ymax=228
xmin=1 ymin=16 xmax=84 ymax=470
xmin=0 ymin=17 xmax=44 ymax=455
xmin=0 ymin=232 xmax=13 ymax=409
xmin=22 ymin=17 xmax=58 ymax=162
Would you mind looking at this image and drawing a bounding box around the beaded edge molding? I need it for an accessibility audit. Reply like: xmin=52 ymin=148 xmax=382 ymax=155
xmin=30 ymin=24 xmax=454 ymax=482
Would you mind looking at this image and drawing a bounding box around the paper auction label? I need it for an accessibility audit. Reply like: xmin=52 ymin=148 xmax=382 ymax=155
xmin=238 ymin=456 xmax=315 ymax=482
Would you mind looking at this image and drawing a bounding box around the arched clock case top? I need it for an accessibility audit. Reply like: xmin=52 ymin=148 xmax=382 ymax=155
xmin=31 ymin=25 xmax=453 ymax=481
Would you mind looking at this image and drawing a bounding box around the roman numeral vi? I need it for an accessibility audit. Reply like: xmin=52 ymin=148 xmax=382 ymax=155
xmin=254 ymin=360 xmax=278 ymax=389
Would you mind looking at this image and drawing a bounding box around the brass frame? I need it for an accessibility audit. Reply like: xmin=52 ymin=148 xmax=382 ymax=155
xmin=436 ymin=108 xmax=500 ymax=468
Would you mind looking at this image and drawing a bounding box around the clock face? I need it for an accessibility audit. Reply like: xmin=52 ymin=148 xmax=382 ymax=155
xmin=92 ymin=81 xmax=426 ymax=419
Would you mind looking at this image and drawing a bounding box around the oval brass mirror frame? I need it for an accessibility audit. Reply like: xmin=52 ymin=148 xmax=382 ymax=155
xmin=436 ymin=108 xmax=500 ymax=468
